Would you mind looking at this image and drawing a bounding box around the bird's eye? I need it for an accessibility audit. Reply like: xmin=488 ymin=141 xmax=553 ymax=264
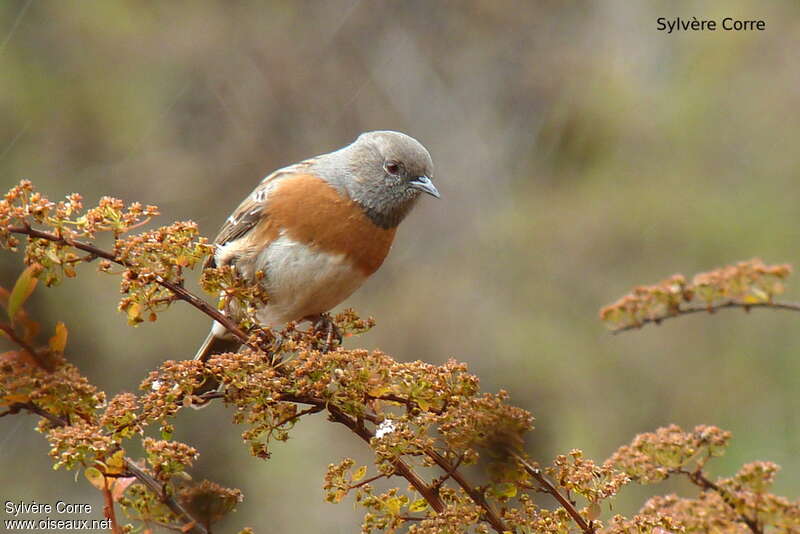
xmin=385 ymin=161 xmax=401 ymax=175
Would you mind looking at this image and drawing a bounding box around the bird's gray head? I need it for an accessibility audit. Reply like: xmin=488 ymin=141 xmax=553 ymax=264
xmin=317 ymin=130 xmax=439 ymax=229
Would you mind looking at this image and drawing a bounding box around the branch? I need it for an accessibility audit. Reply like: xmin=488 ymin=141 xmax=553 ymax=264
xmin=0 ymin=322 xmax=53 ymax=371
xmin=324 ymin=403 xmax=447 ymax=515
xmin=372 ymin=393 xmax=446 ymax=415
xmin=7 ymin=402 xmax=209 ymax=534
xmin=681 ymin=468 xmax=762 ymax=534
xmin=326 ymin=401 xmax=507 ymax=532
xmin=349 ymin=473 xmax=388 ymax=490
xmin=513 ymin=452 xmax=595 ymax=534
xmin=430 ymin=452 xmax=465 ymax=492
xmin=425 ymin=448 xmax=508 ymax=533
xmin=202 ymin=389 xmax=452 ymax=516
xmin=207 ymin=393 xmax=506 ymax=530
xmin=6 ymin=225 xmax=251 ymax=346
xmin=123 ymin=460 xmax=207 ymax=534
xmin=611 ymin=300 xmax=800 ymax=334
xmin=285 ymin=391 xmax=509 ymax=529
xmin=272 ymin=405 xmax=324 ymax=429
xmin=102 ymin=475 xmax=124 ymax=534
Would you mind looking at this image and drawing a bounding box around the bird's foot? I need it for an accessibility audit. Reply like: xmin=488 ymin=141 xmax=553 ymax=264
xmin=266 ymin=331 xmax=285 ymax=365
xmin=308 ymin=313 xmax=342 ymax=352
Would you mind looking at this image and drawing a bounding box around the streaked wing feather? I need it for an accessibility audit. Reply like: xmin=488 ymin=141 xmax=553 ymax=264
xmin=206 ymin=161 xmax=314 ymax=267
xmin=214 ymin=200 xmax=264 ymax=246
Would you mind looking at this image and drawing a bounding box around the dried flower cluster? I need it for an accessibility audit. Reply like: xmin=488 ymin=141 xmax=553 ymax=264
xmin=179 ymin=480 xmax=244 ymax=531
xmin=47 ymin=421 xmax=116 ymax=471
xmin=600 ymin=259 xmax=794 ymax=332
xmin=2 ymin=181 xmax=799 ymax=534
xmin=548 ymin=450 xmax=630 ymax=505
xmin=200 ymin=265 xmax=271 ymax=332
xmin=116 ymin=221 xmax=212 ymax=324
xmin=143 ymin=437 xmax=199 ymax=482
xmin=607 ymin=425 xmax=800 ymax=534
xmin=609 ymin=424 xmax=730 ymax=483
xmin=1 ymin=347 xmax=103 ymax=421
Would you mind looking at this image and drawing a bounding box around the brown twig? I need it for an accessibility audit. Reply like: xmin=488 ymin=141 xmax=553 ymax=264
xmin=513 ymin=452 xmax=595 ymax=534
xmin=372 ymin=393 xmax=446 ymax=415
xmin=0 ymin=322 xmax=52 ymax=371
xmin=8 ymin=402 xmax=208 ymax=534
xmin=681 ymin=468 xmax=762 ymax=534
xmin=7 ymin=225 xmax=251 ymax=346
xmin=425 ymin=448 xmax=508 ymax=533
xmin=301 ymin=349 xmax=503 ymax=529
xmin=12 ymin=401 xmax=64 ymax=426
xmin=123 ymin=460 xmax=207 ymax=534
xmin=430 ymin=452 xmax=465 ymax=492
xmin=272 ymin=404 xmax=325 ymax=429
xmin=211 ymin=393 xmax=504 ymax=530
xmin=305 ymin=333 xmax=454 ymax=519
xmin=611 ymin=300 xmax=800 ymax=334
xmin=264 ymin=394 xmax=447 ymax=515
xmin=349 ymin=473 xmax=388 ymax=490
xmin=0 ymin=405 xmax=23 ymax=418
xmin=102 ymin=475 xmax=124 ymax=534
xmin=64 ymin=252 xmax=98 ymax=264
xmin=325 ymin=403 xmax=447 ymax=515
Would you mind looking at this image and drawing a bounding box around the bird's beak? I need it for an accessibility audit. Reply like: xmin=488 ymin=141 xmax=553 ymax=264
xmin=409 ymin=176 xmax=441 ymax=198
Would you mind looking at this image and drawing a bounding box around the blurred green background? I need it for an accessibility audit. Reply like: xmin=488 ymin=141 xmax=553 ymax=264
xmin=2 ymin=1 xmax=799 ymax=532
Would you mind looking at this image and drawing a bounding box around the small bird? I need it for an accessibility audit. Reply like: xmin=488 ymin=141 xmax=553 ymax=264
xmin=194 ymin=130 xmax=439 ymax=365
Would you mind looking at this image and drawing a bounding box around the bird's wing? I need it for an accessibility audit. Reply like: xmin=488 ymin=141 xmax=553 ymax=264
xmin=213 ymin=191 xmax=265 ymax=248
xmin=205 ymin=161 xmax=313 ymax=267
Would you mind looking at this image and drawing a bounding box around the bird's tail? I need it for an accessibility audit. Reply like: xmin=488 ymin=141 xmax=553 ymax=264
xmin=191 ymin=330 xmax=241 ymax=408
xmin=194 ymin=330 xmax=241 ymax=363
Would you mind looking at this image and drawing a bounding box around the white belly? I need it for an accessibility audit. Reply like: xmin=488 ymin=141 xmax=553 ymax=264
xmin=253 ymin=234 xmax=367 ymax=326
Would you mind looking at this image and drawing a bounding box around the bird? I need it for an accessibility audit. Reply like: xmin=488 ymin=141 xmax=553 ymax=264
xmin=193 ymin=130 xmax=439 ymax=367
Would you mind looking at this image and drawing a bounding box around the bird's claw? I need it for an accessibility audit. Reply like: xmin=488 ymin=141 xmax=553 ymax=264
xmin=312 ymin=313 xmax=342 ymax=352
